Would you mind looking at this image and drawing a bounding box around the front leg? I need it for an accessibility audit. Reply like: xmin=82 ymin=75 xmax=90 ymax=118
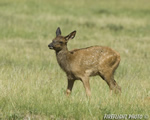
xmin=82 ymin=77 xmax=91 ymax=97
xmin=66 ymin=79 xmax=75 ymax=96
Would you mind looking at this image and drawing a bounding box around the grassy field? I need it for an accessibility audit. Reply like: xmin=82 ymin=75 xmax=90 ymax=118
xmin=0 ymin=0 xmax=150 ymax=119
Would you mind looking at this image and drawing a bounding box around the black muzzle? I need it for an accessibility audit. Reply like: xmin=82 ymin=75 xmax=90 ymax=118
xmin=48 ymin=43 xmax=53 ymax=49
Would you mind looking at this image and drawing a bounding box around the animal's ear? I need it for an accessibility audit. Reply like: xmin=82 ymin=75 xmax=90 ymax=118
xmin=65 ymin=31 xmax=76 ymax=41
xmin=56 ymin=27 xmax=61 ymax=36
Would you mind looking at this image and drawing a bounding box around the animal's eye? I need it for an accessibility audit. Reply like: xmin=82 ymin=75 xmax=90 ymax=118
xmin=59 ymin=41 xmax=63 ymax=44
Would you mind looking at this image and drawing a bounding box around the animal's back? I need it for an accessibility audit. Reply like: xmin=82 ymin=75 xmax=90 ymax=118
xmin=68 ymin=46 xmax=120 ymax=77
xmin=69 ymin=46 xmax=119 ymax=65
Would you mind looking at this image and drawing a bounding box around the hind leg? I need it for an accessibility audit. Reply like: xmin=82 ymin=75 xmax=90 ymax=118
xmin=99 ymin=53 xmax=121 ymax=94
xmin=99 ymin=70 xmax=121 ymax=94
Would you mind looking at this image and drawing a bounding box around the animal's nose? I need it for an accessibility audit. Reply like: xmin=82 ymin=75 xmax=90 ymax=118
xmin=48 ymin=43 xmax=53 ymax=49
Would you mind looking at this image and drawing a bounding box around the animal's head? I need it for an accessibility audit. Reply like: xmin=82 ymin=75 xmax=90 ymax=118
xmin=48 ymin=27 xmax=76 ymax=52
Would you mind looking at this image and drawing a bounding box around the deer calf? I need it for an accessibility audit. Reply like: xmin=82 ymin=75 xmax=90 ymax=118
xmin=48 ymin=27 xmax=121 ymax=97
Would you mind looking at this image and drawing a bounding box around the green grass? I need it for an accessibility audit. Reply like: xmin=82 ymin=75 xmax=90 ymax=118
xmin=0 ymin=0 xmax=150 ymax=119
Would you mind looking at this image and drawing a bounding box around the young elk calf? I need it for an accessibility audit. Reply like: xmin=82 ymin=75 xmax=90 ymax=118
xmin=48 ymin=27 xmax=121 ymax=97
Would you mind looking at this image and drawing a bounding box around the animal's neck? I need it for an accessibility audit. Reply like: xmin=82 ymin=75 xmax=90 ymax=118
xmin=56 ymin=46 xmax=68 ymax=58
xmin=56 ymin=47 xmax=70 ymax=72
